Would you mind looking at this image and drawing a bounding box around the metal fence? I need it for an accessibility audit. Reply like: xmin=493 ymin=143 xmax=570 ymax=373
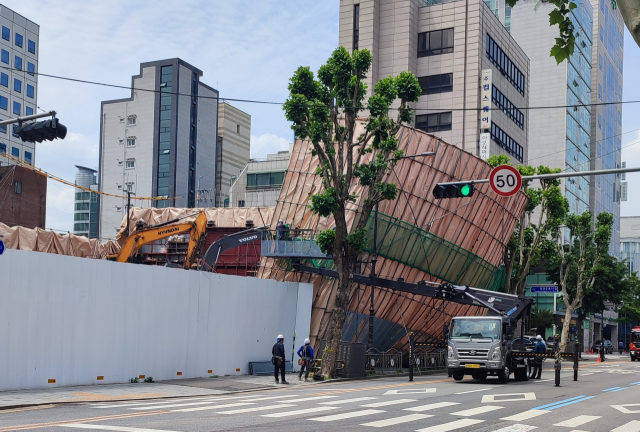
xmin=413 ymin=350 xmax=447 ymax=371
xmin=365 ymin=348 xmax=403 ymax=373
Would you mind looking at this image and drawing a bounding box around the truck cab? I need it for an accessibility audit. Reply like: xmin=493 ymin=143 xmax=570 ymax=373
xmin=447 ymin=316 xmax=531 ymax=383
xmin=630 ymin=327 xmax=640 ymax=361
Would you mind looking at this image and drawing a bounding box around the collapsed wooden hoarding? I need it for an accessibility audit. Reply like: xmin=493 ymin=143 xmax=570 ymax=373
xmin=258 ymin=124 xmax=528 ymax=351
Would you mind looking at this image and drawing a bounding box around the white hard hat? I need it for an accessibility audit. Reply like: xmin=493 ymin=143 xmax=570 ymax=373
xmin=277 ymin=334 xmax=284 ymax=339
xmin=536 ymin=335 xmax=542 ymax=341
xmin=304 ymin=338 xmax=310 ymax=344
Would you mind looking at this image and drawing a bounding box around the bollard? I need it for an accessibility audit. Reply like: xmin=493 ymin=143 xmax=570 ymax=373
xmin=409 ymin=332 xmax=415 ymax=382
xmin=600 ymin=348 xmax=605 ymax=362
xmin=573 ymin=342 xmax=579 ymax=381
xmin=554 ymin=360 xmax=561 ymax=387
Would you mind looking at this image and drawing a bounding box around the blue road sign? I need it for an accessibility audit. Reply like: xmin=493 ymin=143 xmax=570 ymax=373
xmin=0 ymin=240 xmax=4 ymax=255
xmin=530 ymin=285 xmax=558 ymax=293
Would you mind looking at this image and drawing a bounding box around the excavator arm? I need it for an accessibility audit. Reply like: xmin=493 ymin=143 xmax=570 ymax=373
xmin=115 ymin=212 xmax=209 ymax=265
xmin=199 ymin=226 xmax=267 ymax=271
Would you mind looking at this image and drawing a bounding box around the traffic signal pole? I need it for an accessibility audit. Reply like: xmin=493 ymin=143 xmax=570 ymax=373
xmin=0 ymin=111 xmax=58 ymax=126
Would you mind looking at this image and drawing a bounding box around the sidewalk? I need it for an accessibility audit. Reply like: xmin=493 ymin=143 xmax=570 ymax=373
xmin=0 ymin=374 xmax=322 ymax=409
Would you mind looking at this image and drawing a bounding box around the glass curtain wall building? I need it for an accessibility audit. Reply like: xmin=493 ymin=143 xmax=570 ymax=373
xmin=73 ymin=166 xmax=99 ymax=239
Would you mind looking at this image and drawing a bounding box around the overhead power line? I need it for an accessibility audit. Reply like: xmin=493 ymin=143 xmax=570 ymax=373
xmin=4 ymin=65 xmax=636 ymax=112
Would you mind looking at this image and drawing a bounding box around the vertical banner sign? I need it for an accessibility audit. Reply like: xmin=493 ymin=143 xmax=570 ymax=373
xmin=480 ymin=69 xmax=492 ymax=129
xmin=479 ymin=133 xmax=490 ymax=160
xmin=621 ymin=181 xmax=628 ymax=201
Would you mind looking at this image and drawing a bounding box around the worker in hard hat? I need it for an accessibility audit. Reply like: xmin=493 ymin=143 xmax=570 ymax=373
xmin=297 ymin=338 xmax=314 ymax=382
xmin=529 ymin=335 xmax=546 ymax=379
xmin=272 ymin=334 xmax=288 ymax=384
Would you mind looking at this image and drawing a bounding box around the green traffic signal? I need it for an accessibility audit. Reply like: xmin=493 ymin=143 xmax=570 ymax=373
xmin=460 ymin=184 xmax=471 ymax=196
xmin=432 ymin=183 xmax=475 ymax=199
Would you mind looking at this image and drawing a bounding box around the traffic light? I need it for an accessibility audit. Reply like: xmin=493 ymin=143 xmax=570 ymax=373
xmin=432 ymin=183 xmax=475 ymax=199
xmin=15 ymin=118 xmax=67 ymax=143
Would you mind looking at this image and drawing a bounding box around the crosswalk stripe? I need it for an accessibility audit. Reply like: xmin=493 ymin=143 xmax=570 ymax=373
xmin=90 ymin=397 xmax=222 ymax=408
xmin=237 ymin=395 xmax=299 ymax=402
xmin=360 ymin=413 xmax=432 ymax=427
xmin=170 ymin=402 xmax=254 ymax=413
xmin=129 ymin=400 xmax=238 ymax=410
xmin=492 ymin=425 xmax=537 ymax=432
xmin=320 ymin=397 xmax=377 ymax=405
xmin=450 ymin=405 xmax=503 ymax=416
xmin=262 ymin=406 xmax=339 ymax=418
xmin=415 ymin=419 xmax=485 ymax=432
xmin=612 ymin=420 xmax=640 ymax=432
xmin=308 ymin=409 xmax=385 ymax=422
xmin=64 ymin=425 xmax=179 ymax=432
xmin=553 ymin=415 xmax=601 ymax=427
xmin=454 ymin=388 xmax=491 ymax=395
xmin=501 ymin=410 xmax=550 ymax=421
xmin=276 ymin=396 xmax=338 ymax=403
xmin=361 ymin=399 xmax=417 ymax=408
xmin=404 ymin=402 xmax=460 ymax=412
xmin=217 ymin=404 xmax=296 ymax=414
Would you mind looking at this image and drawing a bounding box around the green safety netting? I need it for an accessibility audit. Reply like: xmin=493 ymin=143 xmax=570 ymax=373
xmin=362 ymin=212 xmax=505 ymax=292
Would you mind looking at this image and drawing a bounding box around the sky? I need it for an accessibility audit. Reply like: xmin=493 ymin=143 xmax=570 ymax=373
xmin=7 ymin=0 xmax=640 ymax=234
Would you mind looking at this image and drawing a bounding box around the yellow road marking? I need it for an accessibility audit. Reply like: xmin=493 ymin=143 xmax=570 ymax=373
xmin=0 ymin=410 xmax=167 ymax=431
xmin=0 ymin=405 xmax=55 ymax=415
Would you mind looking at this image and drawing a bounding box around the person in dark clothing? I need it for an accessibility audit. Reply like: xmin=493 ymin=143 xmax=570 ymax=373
xmin=530 ymin=335 xmax=546 ymax=379
xmin=619 ymin=340 xmax=625 ymax=355
xmin=272 ymin=334 xmax=288 ymax=384
xmin=297 ymin=338 xmax=314 ymax=382
xmin=276 ymin=220 xmax=286 ymax=240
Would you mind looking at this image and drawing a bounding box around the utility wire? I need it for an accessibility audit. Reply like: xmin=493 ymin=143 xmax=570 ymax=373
xmin=5 ymin=65 xmax=636 ymax=112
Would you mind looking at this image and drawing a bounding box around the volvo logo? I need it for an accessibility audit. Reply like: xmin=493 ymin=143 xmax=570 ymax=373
xmin=469 ymin=350 xmax=476 ymax=356
xmin=239 ymin=235 xmax=258 ymax=243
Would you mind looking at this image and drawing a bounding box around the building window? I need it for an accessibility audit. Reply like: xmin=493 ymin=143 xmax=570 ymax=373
xmin=26 ymin=83 xmax=34 ymax=98
xmin=75 ymin=202 xmax=90 ymax=211
xmin=27 ymin=62 xmax=35 ymax=76
xmin=353 ymin=4 xmax=360 ymax=51
xmin=238 ymin=200 xmax=245 ymax=207
xmin=15 ymin=33 xmax=22 ymax=48
xmin=74 ymin=223 xmax=89 ymax=232
xmin=127 ymin=137 xmax=136 ymax=147
xmin=75 ymin=192 xmax=90 ymax=200
xmin=598 ymin=84 xmax=602 ymax=100
xmin=492 ymin=86 xmax=524 ymax=129
xmin=246 ymin=171 xmax=286 ymax=189
xmin=12 ymin=125 xmax=19 ymax=138
xmin=490 ymin=122 xmax=523 ymax=162
xmin=13 ymin=101 xmax=20 ymax=115
xmin=415 ymin=112 xmax=453 ymax=132
xmin=597 ymin=142 xmax=601 ymax=157
xmin=11 ymin=147 xmax=19 ymax=157
xmin=28 ymin=39 xmax=36 ymax=54
xmin=418 ymin=28 xmax=454 ymax=57
xmin=14 ymin=78 xmax=21 ymax=93
xmin=0 ymin=143 xmax=5 ymax=153
xmin=1 ymin=26 xmax=9 ymax=41
xmin=236 ymin=123 xmax=240 ymax=134
xmin=125 ymin=158 xmax=135 ymax=169
xmin=24 ymin=151 xmax=32 ymax=164
xmin=599 ymin=55 xmax=602 ymax=71
xmin=26 ymin=107 xmax=33 ymax=116
xmin=127 ymin=116 xmax=136 ymax=125
xmin=0 ymin=125 xmax=5 ymax=133
xmin=157 ymin=65 xmax=173 ymax=204
xmin=14 ymin=55 xmax=22 ymax=70
xmin=0 ymin=73 xmax=6 ymax=87
xmin=418 ymin=73 xmax=453 ymax=95
xmin=486 ymin=34 xmax=525 ymax=96
xmin=597 ymin=113 xmax=601 ymax=129
xmin=74 ymin=213 xmax=89 ymax=221
xmin=1 ymin=50 xmax=8 ymax=64
xmin=599 ymin=26 xmax=603 ymax=42
xmin=0 ymin=96 xmax=7 ymax=111
xmin=13 ymin=181 xmax=21 ymax=194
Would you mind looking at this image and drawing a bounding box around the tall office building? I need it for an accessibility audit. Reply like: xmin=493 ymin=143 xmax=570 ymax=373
xmin=589 ymin=0 xmax=624 ymax=255
xmin=510 ymin=0 xmax=593 ymax=227
xmin=73 ymin=166 xmax=98 ymax=239
xmin=216 ymin=102 xmax=251 ymax=207
xmin=339 ymin=0 xmax=530 ymax=163
xmin=0 ymin=4 xmax=38 ymax=166
xmin=99 ymin=59 xmax=221 ymax=240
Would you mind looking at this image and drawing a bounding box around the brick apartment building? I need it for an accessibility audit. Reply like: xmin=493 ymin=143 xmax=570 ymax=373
xmin=0 ymin=165 xmax=46 ymax=229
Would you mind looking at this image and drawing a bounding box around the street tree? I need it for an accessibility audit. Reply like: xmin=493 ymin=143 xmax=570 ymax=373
xmin=617 ymin=272 xmax=640 ymax=327
xmin=546 ymin=211 xmax=614 ymax=349
xmin=283 ymin=47 xmax=422 ymax=378
xmin=506 ymin=0 xmax=640 ymax=63
xmin=486 ymin=155 xmax=568 ymax=296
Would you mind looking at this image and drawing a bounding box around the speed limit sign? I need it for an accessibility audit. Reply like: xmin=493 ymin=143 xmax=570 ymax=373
xmin=489 ymin=165 xmax=522 ymax=197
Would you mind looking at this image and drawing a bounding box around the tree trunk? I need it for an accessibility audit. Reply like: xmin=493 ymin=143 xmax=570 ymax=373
xmin=618 ymin=0 xmax=640 ymax=48
xmin=560 ymin=305 xmax=575 ymax=351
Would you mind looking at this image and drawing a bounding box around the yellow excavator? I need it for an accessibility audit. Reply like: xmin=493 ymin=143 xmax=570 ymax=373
xmin=110 ymin=211 xmax=209 ymax=267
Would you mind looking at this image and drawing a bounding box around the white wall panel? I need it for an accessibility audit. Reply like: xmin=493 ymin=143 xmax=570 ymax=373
xmin=0 ymin=249 xmax=312 ymax=391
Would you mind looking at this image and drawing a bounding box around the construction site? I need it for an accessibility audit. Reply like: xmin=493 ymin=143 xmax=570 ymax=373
xmin=0 ymin=124 xmax=528 ymax=389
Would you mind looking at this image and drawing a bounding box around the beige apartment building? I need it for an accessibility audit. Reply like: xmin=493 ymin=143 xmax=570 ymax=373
xmin=339 ymin=0 xmax=529 ymax=163
xmin=217 ymin=102 xmax=251 ymax=207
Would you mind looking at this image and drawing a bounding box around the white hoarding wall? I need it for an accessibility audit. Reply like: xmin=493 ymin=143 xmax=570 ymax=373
xmin=0 ymin=249 xmax=312 ymax=391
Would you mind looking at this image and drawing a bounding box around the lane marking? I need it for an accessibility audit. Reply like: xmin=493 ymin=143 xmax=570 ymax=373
xmin=360 ymin=413 xmax=432 ymax=427
xmin=384 ymin=388 xmax=436 ymax=395
xmin=361 ymin=399 xmax=417 ymax=408
xmin=612 ymin=404 xmax=640 ymax=414
xmin=450 ymin=405 xmax=503 ymax=416
xmin=416 ymin=419 xmax=484 ymax=432
xmin=262 ymin=406 xmax=339 ymax=417
xmin=532 ymin=396 xmax=587 ymax=410
xmin=308 ymin=409 xmax=385 ymax=422
xmin=492 ymin=425 xmax=537 ymax=432
xmin=217 ymin=404 xmax=296 ymax=414
xmin=544 ymin=396 xmax=594 ymax=410
xmin=320 ymin=397 xmax=377 ymax=405
xmin=276 ymin=395 xmax=337 ymax=403
xmin=534 ymin=379 xmax=553 ymax=382
xmin=553 ymin=415 xmax=601 ymax=427
xmin=612 ymin=420 xmax=640 ymax=432
xmin=64 ymin=425 xmax=176 ymax=432
xmin=237 ymin=394 xmax=299 ymax=402
xmin=130 ymin=400 xmax=238 ymax=410
xmin=90 ymin=396 xmax=224 ymax=408
xmin=481 ymin=393 xmax=536 ymax=403
xmin=611 ymin=387 xmax=629 ymax=392
xmin=631 ymin=381 xmax=640 ymax=385
xmin=170 ymin=402 xmax=254 ymax=413
xmin=501 ymin=410 xmax=550 ymax=421
xmin=580 ymin=373 xmax=594 ymax=376
xmin=603 ymin=387 xmax=623 ymax=392
xmin=454 ymin=388 xmax=491 ymax=395
xmin=0 ymin=411 xmax=166 ymax=432
xmin=404 ymin=402 xmax=460 ymax=412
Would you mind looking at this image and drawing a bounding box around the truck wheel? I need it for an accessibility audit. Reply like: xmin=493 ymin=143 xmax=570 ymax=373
xmin=452 ymin=370 xmax=464 ymax=381
xmin=632 ymin=357 xmax=636 ymax=362
xmin=472 ymin=371 xmax=487 ymax=380
xmin=498 ymin=365 xmax=510 ymax=384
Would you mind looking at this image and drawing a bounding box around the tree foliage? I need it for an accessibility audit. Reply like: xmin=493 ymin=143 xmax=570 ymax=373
xmin=284 ymin=47 xmax=421 ymax=378
xmin=486 ymin=155 xmax=568 ymax=296
xmin=617 ymin=271 xmax=640 ymax=325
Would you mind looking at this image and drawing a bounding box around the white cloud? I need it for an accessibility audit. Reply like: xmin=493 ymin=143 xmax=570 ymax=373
xmin=250 ymin=133 xmax=291 ymax=159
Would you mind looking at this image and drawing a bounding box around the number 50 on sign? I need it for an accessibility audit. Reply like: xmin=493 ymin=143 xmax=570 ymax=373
xmin=489 ymin=165 xmax=522 ymax=197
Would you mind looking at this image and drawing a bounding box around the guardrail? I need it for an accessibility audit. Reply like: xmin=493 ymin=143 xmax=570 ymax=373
xmin=413 ymin=350 xmax=447 ymax=371
xmin=365 ymin=348 xmax=403 ymax=373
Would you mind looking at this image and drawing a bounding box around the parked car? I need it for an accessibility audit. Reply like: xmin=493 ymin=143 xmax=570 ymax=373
xmin=592 ymin=340 xmax=613 ymax=354
xmin=512 ymin=337 xmax=536 ymax=351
